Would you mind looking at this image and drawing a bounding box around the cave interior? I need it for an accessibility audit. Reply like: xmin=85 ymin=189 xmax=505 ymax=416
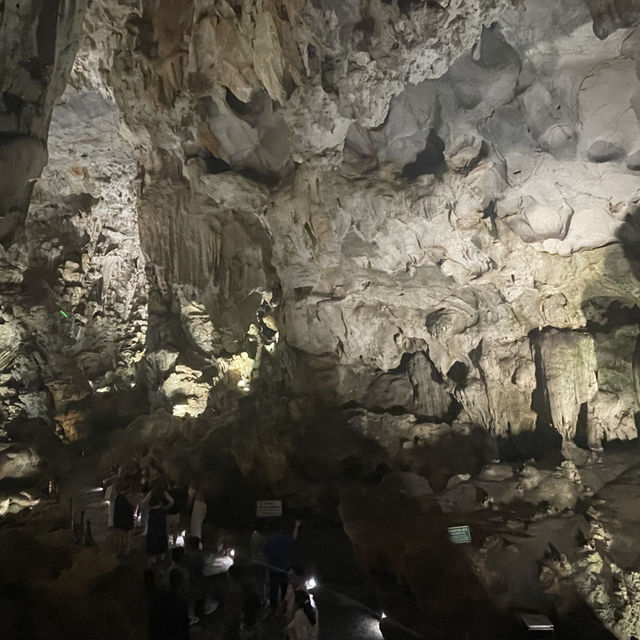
xmin=2 ymin=0 xmax=640 ymax=638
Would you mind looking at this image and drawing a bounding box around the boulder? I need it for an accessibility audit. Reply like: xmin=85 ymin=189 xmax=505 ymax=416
xmin=0 ymin=444 xmax=41 ymax=479
xmin=479 ymin=463 xmax=514 ymax=482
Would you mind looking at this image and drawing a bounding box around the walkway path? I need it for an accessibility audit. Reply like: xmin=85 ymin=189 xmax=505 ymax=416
xmin=59 ymin=455 xmax=110 ymax=542
xmin=58 ymin=456 xmax=413 ymax=640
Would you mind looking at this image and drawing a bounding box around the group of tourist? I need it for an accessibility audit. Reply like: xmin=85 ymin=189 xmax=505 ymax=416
xmin=147 ymin=537 xmax=211 ymax=638
xmin=103 ymin=459 xmax=208 ymax=560
xmin=251 ymin=518 xmax=319 ymax=639
xmin=103 ymin=461 xmax=318 ymax=639
xmin=142 ymin=516 xmax=318 ymax=639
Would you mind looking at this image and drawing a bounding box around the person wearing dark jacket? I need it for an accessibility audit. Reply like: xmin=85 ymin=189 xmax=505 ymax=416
xmin=262 ymin=519 xmax=301 ymax=613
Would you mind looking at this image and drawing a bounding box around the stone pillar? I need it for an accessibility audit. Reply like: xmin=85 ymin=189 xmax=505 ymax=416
xmin=538 ymin=330 xmax=598 ymax=441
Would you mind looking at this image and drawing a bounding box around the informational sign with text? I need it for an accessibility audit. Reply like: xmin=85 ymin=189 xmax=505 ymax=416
xmin=447 ymin=525 xmax=471 ymax=544
xmin=256 ymin=500 xmax=282 ymax=517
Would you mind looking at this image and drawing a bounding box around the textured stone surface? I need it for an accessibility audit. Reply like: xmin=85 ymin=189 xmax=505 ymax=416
xmin=3 ymin=0 xmax=640 ymax=635
xmin=0 ymin=0 xmax=87 ymax=243
xmin=0 ymin=0 xmax=626 ymax=464
xmin=0 ymin=84 xmax=148 ymax=432
xmin=538 ymin=330 xmax=598 ymax=440
xmin=540 ymin=461 xmax=640 ymax=639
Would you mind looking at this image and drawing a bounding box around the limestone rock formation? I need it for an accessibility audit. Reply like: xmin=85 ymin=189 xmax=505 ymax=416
xmin=1 ymin=0 xmax=638 ymax=461
xmin=0 ymin=0 xmax=87 ymax=243
xmin=4 ymin=0 xmax=640 ymax=636
xmin=540 ymin=462 xmax=640 ymax=639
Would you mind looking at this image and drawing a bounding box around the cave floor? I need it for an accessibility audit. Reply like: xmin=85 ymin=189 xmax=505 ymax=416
xmin=48 ymin=443 xmax=640 ymax=640
xmin=57 ymin=458 xmax=410 ymax=640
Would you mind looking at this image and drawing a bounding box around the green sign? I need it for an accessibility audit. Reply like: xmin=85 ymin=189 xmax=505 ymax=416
xmin=448 ymin=525 xmax=471 ymax=544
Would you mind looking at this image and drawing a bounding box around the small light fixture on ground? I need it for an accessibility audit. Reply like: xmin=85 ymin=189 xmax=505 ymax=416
xmin=381 ymin=612 xmax=387 ymax=619
xmin=305 ymin=577 xmax=317 ymax=590
xmin=229 ymin=548 xmax=236 ymax=557
xmin=172 ymin=403 xmax=189 ymax=417
xmin=236 ymin=379 xmax=250 ymax=392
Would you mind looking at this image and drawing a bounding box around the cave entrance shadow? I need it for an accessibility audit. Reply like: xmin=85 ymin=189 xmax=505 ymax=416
xmin=495 ymin=427 xmax=563 ymax=464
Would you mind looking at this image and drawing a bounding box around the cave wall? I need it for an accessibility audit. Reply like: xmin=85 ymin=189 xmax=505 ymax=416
xmin=0 ymin=0 xmax=87 ymax=243
xmin=0 ymin=0 xmax=94 ymax=433
xmin=3 ymin=3 xmax=640 ymax=636
xmin=2 ymin=0 xmax=640 ymax=462
xmin=67 ymin=0 xmax=640 ymax=456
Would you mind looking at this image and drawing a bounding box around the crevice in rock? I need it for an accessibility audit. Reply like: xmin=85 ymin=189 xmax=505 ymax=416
xmin=239 ymin=166 xmax=282 ymax=188
xmin=574 ymin=401 xmax=590 ymax=449
xmin=201 ymin=151 xmax=232 ymax=174
xmin=447 ymin=360 xmax=469 ymax=390
xmin=353 ymin=16 xmax=375 ymax=50
xmin=400 ymin=129 xmax=446 ymax=179
xmin=585 ymin=301 xmax=640 ymax=332
xmin=482 ymin=199 xmax=499 ymax=239
xmin=225 ymin=88 xmax=250 ymax=116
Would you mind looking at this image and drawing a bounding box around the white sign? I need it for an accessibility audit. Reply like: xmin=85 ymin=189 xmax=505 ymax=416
xmin=256 ymin=500 xmax=282 ymax=517
xmin=521 ymin=613 xmax=554 ymax=632
xmin=448 ymin=525 xmax=471 ymax=544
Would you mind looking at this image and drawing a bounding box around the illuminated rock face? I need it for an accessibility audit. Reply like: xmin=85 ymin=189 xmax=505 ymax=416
xmin=2 ymin=2 xmax=640 ymax=464
xmin=3 ymin=1 xmax=640 ymax=636
xmin=0 ymin=84 xmax=147 ymax=432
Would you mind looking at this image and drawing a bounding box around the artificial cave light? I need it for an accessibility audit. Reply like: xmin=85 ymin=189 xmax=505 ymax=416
xmin=172 ymin=403 xmax=190 ymax=418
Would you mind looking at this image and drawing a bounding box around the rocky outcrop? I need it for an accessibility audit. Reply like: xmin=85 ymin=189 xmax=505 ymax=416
xmin=0 ymin=84 xmax=148 ymax=436
xmin=0 ymin=0 xmax=87 ymax=243
xmin=538 ymin=330 xmax=598 ymax=441
xmin=540 ymin=462 xmax=640 ymax=639
xmin=1 ymin=0 xmax=640 ymax=476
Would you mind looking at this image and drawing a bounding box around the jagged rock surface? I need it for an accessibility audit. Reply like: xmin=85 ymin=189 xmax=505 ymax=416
xmin=3 ymin=0 xmax=640 ymax=636
xmin=0 ymin=0 xmax=87 ymax=243
xmin=2 ymin=0 xmax=637 ymax=457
